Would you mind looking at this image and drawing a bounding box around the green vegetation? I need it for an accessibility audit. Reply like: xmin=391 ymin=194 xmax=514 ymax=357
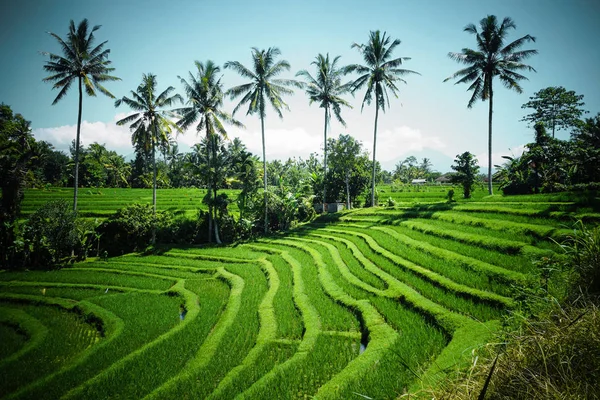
xmin=1 ymin=13 xmax=598 ymax=400
xmin=2 ymin=186 xmax=599 ymax=398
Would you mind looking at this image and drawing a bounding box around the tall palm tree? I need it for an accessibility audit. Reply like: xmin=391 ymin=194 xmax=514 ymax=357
xmin=115 ymin=73 xmax=182 ymax=242
xmin=296 ymin=53 xmax=352 ymax=209
xmin=42 ymin=19 xmax=120 ymax=212
xmin=444 ymin=15 xmax=537 ymax=195
xmin=176 ymin=60 xmax=243 ymax=243
xmin=224 ymin=47 xmax=300 ymax=233
xmin=345 ymin=31 xmax=419 ymax=207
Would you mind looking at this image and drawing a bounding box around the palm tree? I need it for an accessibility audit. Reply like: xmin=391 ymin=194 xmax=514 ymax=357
xmin=176 ymin=60 xmax=243 ymax=243
xmin=224 ymin=47 xmax=300 ymax=233
xmin=296 ymin=53 xmax=352 ymax=210
xmin=115 ymin=73 xmax=182 ymax=242
xmin=444 ymin=15 xmax=537 ymax=195
xmin=42 ymin=19 xmax=120 ymax=212
xmin=345 ymin=31 xmax=419 ymax=207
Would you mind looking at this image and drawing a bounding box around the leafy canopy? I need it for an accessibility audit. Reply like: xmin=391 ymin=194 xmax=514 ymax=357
xmin=115 ymin=73 xmax=182 ymax=151
xmin=345 ymin=30 xmax=419 ymax=112
xmin=444 ymin=15 xmax=537 ymax=108
xmin=451 ymin=151 xmax=480 ymax=199
xmin=521 ymin=86 xmax=587 ymax=136
xmin=296 ymin=53 xmax=352 ymax=125
xmin=224 ymin=47 xmax=301 ymax=118
xmin=176 ymin=60 xmax=244 ymax=138
xmin=42 ymin=19 xmax=120 ymax=104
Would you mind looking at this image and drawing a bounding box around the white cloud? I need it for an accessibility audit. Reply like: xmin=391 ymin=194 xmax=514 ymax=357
xmin=364 ymin=126 xmax=447 ymax=162
xmin=33 ymin=113 xmax=134 ymax=156
xmin=176 ymin=125 xmax=323 ymax=161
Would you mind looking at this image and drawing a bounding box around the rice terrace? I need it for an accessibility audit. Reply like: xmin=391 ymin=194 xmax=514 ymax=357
xmin=2 ymin=0 xmax=600 ymax=398
xmin=2 ymin=188 xmax=599 ymax=399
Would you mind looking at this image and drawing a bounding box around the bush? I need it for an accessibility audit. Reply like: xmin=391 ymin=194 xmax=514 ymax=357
xmin=22 ymin=200 xmax=89 ymax=267
xmin=559 ymin=220 xmax=600 ymax=295
xmin=425 ymin=300 xmax=600 ymax=399
xmin=98 ymin=204 xmax=174 ymax=255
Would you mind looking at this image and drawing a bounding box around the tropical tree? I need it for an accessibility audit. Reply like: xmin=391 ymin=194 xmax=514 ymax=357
xmin=224 ymin=47 xmax=300 ymax=233
xmin=42 ymin=19 xmax=120 ymax=211
xmin=114 ymin=73 xmax=181 ymax=242
xmin=345 ymin=30 xmax=419 ymax=207
xmin=451 ymin=151 xmax=480 ymax=199
xmin=296 ymin=53 xmax=352 ymax=207
xmin=327 ymin=134 xmax=370 ymax=209
xmin=176 ymin=60 xmax=243 ymax=243
xmin=444 ymin=15 xmax=537 ymax=195
xmin=521 ymin=86 xmax=587 ymax=137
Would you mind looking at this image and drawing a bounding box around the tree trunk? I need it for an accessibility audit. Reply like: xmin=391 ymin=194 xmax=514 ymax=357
xmin=323 ymin=107 xmax=329 ymax=211
xmin=73 ymin=76 xmax=83 ymax=212
xmin=205 ymin=120 xmax=213 ymax=243
xmin=213 ymin=185 xmax=221 ymax=244
xmin=210 ymin=133 xmax=222 ymax=244
xmin=261 ymin=114 xmax=268 ymax=233
xmin=371 ymin=104 xmax=380 ymax=207
xmin=151 ymin=123 xmax=157 ymax=244
xmin=488 ymin=84 xmax=494 ymax=195
xmin=345 ymin=172 xmax=350 ymax=210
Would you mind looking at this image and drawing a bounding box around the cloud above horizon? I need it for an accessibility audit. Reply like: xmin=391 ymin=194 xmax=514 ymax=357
xmin=32 ymin=116 xmax=453 ymax=171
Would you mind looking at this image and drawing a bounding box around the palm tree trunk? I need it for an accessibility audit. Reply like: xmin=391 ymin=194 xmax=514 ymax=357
xmin=210 ymin=134 xmax=222 ymax=244
xmin=73 ymin=76 xmax=83 ymax=212
xmin=488 ymin=85 xmax=494 ymax=195
xmin=205 ymin=120 xmax=213 ymax=243
xmin=323 ymin=107 xmax=329 ymax=212
xmin=151 ymin=125 xmax=157 ymax=244
xmin=261 ymin=114 xmax=268 ymax=233
xmin=371 ymin=104 xmax=380 ymax=207
xmin=213 ymin=185 xmax=221 ymax=244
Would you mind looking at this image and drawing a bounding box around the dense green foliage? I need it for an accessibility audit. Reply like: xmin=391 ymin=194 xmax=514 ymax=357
xmin=451 ymin=152 xmax=480 ymax=199
xmin=521 ymin=86 xmax=588 ymax=137
xmin=496 ymin=115 xmax=600 ymax=194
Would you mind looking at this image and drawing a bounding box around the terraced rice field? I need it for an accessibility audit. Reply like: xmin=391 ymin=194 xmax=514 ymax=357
xmin=2 ymin=191 xmax=599 ymax=398
xmin=19 ymin=188 xmax=241 ymax=218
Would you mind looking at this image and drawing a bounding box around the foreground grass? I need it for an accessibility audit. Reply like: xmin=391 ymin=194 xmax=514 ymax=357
xmin=4 ymin=189 xmax=597 ymax=398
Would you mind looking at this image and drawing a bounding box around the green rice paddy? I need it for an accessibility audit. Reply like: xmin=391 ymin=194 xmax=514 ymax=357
xmin=1 ymin=187 xmax=596 ymax=398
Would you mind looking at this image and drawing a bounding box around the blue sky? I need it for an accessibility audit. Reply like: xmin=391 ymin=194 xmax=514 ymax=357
xmin=1 ymin=0 xmax=599 ymax=172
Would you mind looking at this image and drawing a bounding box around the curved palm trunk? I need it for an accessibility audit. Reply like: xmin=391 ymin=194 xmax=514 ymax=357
xmin=151 ymin=125 xmax=157 ymax=244
xmin=323 ymin=107 xmax=329 ymax=212
xmin=261 ymin=114 xmax=268 ymax=233
xmin=488 ymin=84 xmax=494 ymax=195
xmin=371 ymin=104 xmax=380 ymax=207
xmin=73 ymin=76 xmax=83 ymax=212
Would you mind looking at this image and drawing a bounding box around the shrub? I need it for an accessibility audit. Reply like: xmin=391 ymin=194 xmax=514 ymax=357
xmin=22 ymin=200 xmax=89 ymax=267
xmin=386 ymin=197 xmax=396 ymax=207
xmin=425 ymin=300 xmax=600 ymax=399
xmin=98 ymin=204 xmax=174 ymax=255
xmin=559 ymin=220 xmax=600 ymax=295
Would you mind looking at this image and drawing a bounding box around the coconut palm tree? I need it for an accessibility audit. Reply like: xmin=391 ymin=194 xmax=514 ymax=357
xmin=42 ymin=19 xmax=120 ymax=212
xmin=176 ymin=60 xmax=244 ymax=243
xmin=444 ymin=15 xmax=537 ymax=195
xmin=296 ymin=53 xmax=352 ymax=209
xmin=224 ymin=47 xmax=300 ymax=233
xmin=115 ymin=73 xmax=182 ymax=242
xmin=345 ymin=31 xmax=419 ymax=207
